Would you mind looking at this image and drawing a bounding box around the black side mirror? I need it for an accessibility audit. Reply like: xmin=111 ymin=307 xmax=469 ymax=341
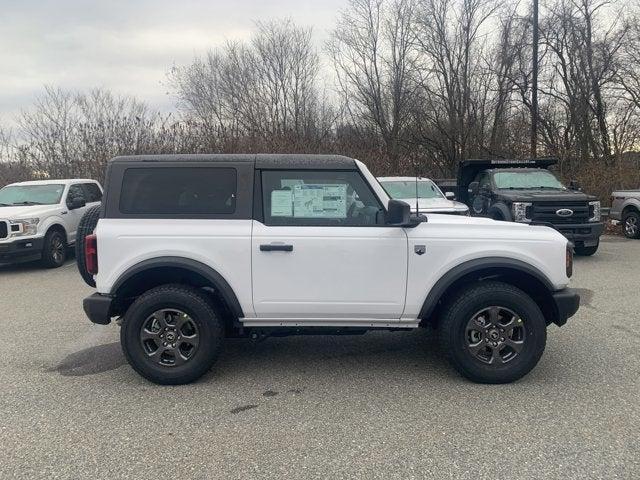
xmin=386 ymin=199 xmax=411 ymax=226
xmin=569 ymin=180 xmax=582 ymax=191
xmin=69 ymin=196 xmax=86 ymax=210
xmin=468 ymin=182 xmax=479 ymax=195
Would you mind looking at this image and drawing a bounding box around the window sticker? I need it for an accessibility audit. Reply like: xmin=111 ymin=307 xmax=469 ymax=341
xmin=292 ymin=184 xmax=347 ymax=218
xmin=271 ymin=190 xmax=293 ymax=217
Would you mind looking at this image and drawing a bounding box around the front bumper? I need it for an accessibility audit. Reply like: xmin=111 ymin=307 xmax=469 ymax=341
xmin=555 ymin=222 xmax=604 ymax=247
xmin=83 ymin=293 xmax=114 ymax=325
xmin=551 ymin=288 xmax=580 ymax=326
xmin=0 ymin=237 xmax=45 ymax=263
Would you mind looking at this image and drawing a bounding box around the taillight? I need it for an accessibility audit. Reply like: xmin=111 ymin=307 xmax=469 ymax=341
xmin=85 ymin=234 xmax=98 ymax=275
xmin=566 ymin=243 xmax=573 ymax=278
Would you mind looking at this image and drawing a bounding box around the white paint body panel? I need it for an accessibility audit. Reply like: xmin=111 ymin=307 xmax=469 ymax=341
xmin=94 ymin=219 xmax=255 ymax=317
xmin=251 ymin=221 xmax=407 ymax=320
xmin=402 ymin=214 xmax=570 ymax=319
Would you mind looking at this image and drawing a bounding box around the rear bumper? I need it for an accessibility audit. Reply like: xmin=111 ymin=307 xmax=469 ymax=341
xmin=0 ymin=237 xmax=44 ymax=263
xmin=551 ymin=288 xmax=580 ymax=326
xmin=83 ymin=293 xmax=114 ymax=325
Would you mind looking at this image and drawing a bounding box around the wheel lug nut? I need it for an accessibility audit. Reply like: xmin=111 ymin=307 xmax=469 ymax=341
xmin=493 ymin=342 xmax=498 ymax=346
xmin=171 ymin=343 xmax=176 ymax=348
xmin=500 ymin=337 xmax=504 ymax=341
xmin=163 ymin=342 xmax=167 ymax=346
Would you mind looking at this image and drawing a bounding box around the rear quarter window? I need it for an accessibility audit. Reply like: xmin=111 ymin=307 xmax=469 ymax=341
xmin=119 ymin=167 xmax=237 ymax=215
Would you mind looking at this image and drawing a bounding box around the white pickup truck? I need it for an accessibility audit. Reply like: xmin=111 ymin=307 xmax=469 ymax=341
xmin=79 ymin=154 xmax=580 ymax=385
xmin=0 ymin=179 xmax=102 ymax=267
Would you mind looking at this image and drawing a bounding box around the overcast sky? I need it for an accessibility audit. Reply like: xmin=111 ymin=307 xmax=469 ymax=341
xmin=0 ymin=0 xmax=347 ymax=125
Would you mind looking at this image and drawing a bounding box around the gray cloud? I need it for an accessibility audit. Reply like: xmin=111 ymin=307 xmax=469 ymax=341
xmin=0 ymin=0 xmax=346 ymax=124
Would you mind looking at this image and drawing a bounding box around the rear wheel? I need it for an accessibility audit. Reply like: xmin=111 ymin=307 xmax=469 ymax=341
xmin=121 ymin=284 xmax=224 ymax=385
xmin=574 ymin=241 xmax=599 ymax=256
xmin=622 ymin=210 xmax=640 ymax=239
xmin=438 ymin=281 xmax=547 ymax=384
xmin=41 ymin=229 xmax=67 ymax=268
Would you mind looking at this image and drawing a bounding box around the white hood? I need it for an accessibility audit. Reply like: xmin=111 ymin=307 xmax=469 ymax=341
xmin=423 ymin=213 xmax=520 ymax=226
xmin=0 ymin=204 xmax=61 ymax=219
xmin=399 ymin=197 xmax=469 ymax=213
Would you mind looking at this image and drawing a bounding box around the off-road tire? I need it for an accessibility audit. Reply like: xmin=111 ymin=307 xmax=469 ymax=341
xmin=438 ymin=281 xmax=547 ymax=384
xmin=75 ymin=205 xmax=101 ymax=286
xmin=574 ymin=241 xmax=599 ymax=256
xmin=121 ymin=284 xmax=224 ymax=385
xmin=41 ymin=229 xmax=67 ymax=268
xmin=622 ymin=210 xmax=640 ymax=239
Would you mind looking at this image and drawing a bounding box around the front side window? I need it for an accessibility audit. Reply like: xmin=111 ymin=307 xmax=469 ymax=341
xmin=380 ymin=179 xmax=444 ymax=200
xmin=261 ymin=170 xmax=383 ymax=226
xmin=0 ymin=184 xmax=65 ymax=206
xmin=120 ymin=167 xmax=237 ymax=215
xmin=82 ymin=183 xmax=102 ymax=202
xmin=478 ymin=173 xmax=491 ymax=190
xmin=493 ymin=170 xmax=566 ymax=190
xmin=68 ymin=184 xmax=85 ymax=202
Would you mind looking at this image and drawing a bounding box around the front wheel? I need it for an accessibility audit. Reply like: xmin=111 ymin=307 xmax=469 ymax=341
xmin=121 ymin=284 xmax=224 ymax=385
xmin=622 ymin=211 xmax=640 ymax=239
xmin=41 ymin=229 xmax=67 ymax=268
xmin=438 ymin=281 xmax=547 ymax=384
xmin=574 ymin=241 xmax=599 ymax=256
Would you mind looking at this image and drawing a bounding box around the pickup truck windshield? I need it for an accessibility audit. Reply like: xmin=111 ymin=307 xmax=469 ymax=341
xmin=0 ymin=184 xmax=65 ymax=206
xmin=380 ymin=180 xmax=444 ymax=199
xmin=493 ymin=171 xmax=566 ymax=190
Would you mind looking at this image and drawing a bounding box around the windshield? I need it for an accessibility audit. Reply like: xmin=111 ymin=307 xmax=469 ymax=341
xmin=493 ymin=171 xmax=566 ymax=190
xmin=0 ymin=184 xmax=65 ymax=206
xmin=380 ymin=180 xmax=444 ymax=200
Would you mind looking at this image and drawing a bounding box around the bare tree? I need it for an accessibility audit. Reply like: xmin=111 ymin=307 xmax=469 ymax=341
xmin=328 ymin=0 xmax=419 ymax=172
xmin=171 ymin=19 xmax=332 ymax=152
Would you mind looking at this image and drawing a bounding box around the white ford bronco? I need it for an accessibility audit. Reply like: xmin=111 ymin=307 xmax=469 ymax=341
xmin=80 ymin=154 xmax=579 ymax=385
xmin=0 ymin=179 xmax=102 ymax=267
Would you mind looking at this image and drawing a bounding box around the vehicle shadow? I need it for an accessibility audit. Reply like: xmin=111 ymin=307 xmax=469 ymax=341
xmin=0 ymin=251 xmax=76 ymax=273
xmin=52 ymin=328 xmax=455 ymax=382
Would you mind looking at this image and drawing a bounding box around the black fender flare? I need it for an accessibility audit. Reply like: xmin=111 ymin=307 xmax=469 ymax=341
xmin=111 ymin=257 xmax=244 ymax=318
xmin=488 ymin=202 xmax=512 ymax=221
xmin=418 ymin=257 xmax=555 ymax=320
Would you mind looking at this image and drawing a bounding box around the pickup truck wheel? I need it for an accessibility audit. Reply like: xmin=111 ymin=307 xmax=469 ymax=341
xmin=438 ymin=281 xmax=546 ymax=384
xmin=76 ymin=205 xmax=101 ymax=287
xmin=574 ymin=241 xmax=599 ymax=256
xmin=121 ymin=284 xmax=224 ymax=385
xmin=41 ymin=230 xmax=67 ymax=268
xmin=622 ymin=211 xmax=640 ymax=239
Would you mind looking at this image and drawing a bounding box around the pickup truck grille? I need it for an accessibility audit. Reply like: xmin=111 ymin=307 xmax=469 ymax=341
xmin=531 ymin=201 xmax=590 ymax=224
xmin=0 ymin=221 xmax=7 ymax=239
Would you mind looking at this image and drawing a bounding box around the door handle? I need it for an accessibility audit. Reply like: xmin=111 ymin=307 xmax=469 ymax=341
xmin=260 ymin=244 xmax=293 ymax=252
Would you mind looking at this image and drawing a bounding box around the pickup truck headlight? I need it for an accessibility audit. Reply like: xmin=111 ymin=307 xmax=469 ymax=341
xmin=588 ymin=201 xmax=601 ymax=222
xmin=10 ymin=218 xmax=40 ymax=237
xmin=511 ymin=202 xmax=532 ymax=223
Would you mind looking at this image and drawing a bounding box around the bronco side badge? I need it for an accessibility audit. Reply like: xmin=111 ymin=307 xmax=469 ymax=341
xmin=414 ymin=245 xmax=426 ymax=255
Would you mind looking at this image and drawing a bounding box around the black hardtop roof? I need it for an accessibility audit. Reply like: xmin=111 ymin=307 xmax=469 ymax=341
xmin=109 ymin=153 xmax=358 ymax=170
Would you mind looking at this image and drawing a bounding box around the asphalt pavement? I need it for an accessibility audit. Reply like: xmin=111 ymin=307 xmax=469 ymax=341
xmin=0 ymin=235 xmax=638 ymax=479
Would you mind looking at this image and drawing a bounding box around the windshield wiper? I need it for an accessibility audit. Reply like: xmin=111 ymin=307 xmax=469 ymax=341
xmin=10 ymin=201 xmax=44 ymax=205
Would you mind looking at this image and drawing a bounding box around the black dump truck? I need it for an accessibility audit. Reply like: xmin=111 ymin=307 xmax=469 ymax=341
xmin=437 ymin=158 xmax=604 ymax=256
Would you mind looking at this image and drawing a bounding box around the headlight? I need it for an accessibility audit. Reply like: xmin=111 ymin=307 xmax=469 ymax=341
xmin=588 ymin=201 xmax=601 ymax=222
xmin=10 ymin=218 xmax=40 ymax=237
xmin=511 ymin=202 xmax=532 ymax=223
